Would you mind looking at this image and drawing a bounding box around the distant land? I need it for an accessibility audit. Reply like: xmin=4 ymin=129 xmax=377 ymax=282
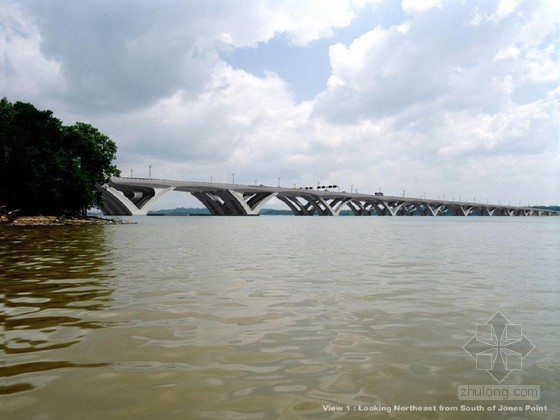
xmin=147 ymin=205 xmax=560 ymax=216
xmin=147 ymin=207 xmax=356 ymax=215
xmin=147 ymin=207 xmax=299 ymax=215
xmin=86 ymin=205 xmax=560 ymax=217
xmin=148 ymin=207 xmax=211 ymax=215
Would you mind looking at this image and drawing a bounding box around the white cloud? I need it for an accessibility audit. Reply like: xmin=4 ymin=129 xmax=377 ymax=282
xmin=0 ymin=0 xmax=558 ymax=206
xmin=0 ymin=1 xmax=64 ymax=105
xmin=401 ymin=0 xmax=441 ymax=14
xmin=492 ymin=0 xmax=519 ymax=22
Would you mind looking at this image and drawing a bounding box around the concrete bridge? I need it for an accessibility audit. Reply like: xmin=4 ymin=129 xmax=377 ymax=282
xmin=98 ymin=177 xmax=559 ymax=217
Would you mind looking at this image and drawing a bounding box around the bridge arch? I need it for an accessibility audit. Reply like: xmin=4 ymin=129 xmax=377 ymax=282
xmin=98 ymin=178 xmax=560 ymax=217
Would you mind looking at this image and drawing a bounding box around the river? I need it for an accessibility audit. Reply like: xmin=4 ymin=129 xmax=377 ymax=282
xmin=1 ymin=216 xmax=558 ymax=419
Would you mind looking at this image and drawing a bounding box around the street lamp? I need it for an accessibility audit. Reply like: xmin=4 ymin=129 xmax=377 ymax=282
xmin=210 ymin=175 xmax=213 ymax=183
xmin=232 ymin=172 xmax=235 ymax=184
xmin=149 ymin=164 xmax=152 ymax=179
xmin=130 ymin=168 xmax=133 ymax=177
xmin=278 ymin=177 xmax=281 ymax=187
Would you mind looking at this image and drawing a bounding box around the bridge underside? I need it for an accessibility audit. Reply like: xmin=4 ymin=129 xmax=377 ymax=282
xmin=98 ymin=185 xmax=276 ymax=216
xmin=98 ymin=182 xmax=557 ymax=217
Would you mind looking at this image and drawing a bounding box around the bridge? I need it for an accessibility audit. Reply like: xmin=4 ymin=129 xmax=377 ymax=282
xmin=98 ymin=177 xmax=559 ymax=217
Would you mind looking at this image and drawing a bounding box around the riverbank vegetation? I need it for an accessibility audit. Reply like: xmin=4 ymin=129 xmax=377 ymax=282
xmin=0 ymin=98 xmax=120 ymax=218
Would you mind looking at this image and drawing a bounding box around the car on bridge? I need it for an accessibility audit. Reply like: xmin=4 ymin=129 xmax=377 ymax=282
xmin=375 ymin=192 xmax=384 ymax=196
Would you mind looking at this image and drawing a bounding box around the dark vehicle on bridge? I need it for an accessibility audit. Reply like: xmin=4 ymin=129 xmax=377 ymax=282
xmin=375 ymin=192 xmax=384 ymax=196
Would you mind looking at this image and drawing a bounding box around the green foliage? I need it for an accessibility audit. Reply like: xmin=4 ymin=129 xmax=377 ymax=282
xmin=0 ymin=98 xmax=120 ymax=216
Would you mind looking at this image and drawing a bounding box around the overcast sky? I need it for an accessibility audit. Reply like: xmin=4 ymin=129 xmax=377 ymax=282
xmin=1 ymin=0 xmax=558 ymax=209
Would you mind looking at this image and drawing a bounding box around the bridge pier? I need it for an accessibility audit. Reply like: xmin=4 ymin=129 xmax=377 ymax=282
xmin=98 ymin=185 xmax=174 ymax=215
xmin=179 ymin=190 xmax=277 ymax=215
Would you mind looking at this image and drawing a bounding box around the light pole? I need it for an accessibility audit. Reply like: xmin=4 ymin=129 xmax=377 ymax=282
xmin=277 ymin=177 xmax=281 ymax=187
xmin=350 ymin=184 xmax=354 ymax=193
xmin=402 ymin=189 xmax=406 ymax=197
xmin=255 ymin=179 xmax=257 ymax=186
xmin=423 ymin=192 xmax=427 ymax=199
xmin=148 ymin=165 xmax=152 ymax=179
xmin=232 ymin=172 xmax=235 ymax=184
xmin=210 ymin=175 xmax=213 ymax=183
xmin=130 ymin=168 xmax=133 ymax=177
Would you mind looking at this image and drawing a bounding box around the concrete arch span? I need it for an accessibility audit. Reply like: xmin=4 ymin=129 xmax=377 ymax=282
xmin=98 ymin=185 xmax=174 ymax=215
xmin=99 ymin=183 xmax=278 ymax=216
xmin=277 ymin=195 xmax=352 ymax=216
xmin=188 ymin=190 xmax=277 ymax=216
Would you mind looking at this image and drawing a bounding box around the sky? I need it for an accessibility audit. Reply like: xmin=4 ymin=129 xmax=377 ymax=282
xmin=1 ymin=0 xmax=558 ymax=209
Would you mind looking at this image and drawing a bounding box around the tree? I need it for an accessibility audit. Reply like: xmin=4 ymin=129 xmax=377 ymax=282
xmin=0 ymin=98 xmax=120 ymax=216
xmin=63 ymin=122 xmax=120 ymax=215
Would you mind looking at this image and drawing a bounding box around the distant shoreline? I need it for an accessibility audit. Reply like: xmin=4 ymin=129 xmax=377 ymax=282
xmin=2 ymin=215 xmax=134 ymax=226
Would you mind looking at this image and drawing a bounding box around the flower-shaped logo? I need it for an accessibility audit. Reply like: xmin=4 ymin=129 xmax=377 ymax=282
xmin=463 ymin=312 xmax=535 ymax=383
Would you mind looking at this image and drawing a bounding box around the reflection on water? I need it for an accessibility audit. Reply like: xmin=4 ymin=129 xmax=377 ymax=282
xmin=0 ymin=217 xmax=559 ymax=419
xmin=0 ymin=226 xmax=114 ymax=394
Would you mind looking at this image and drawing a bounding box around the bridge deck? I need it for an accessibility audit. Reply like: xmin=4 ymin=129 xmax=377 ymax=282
xmin=97 ymin=177 xmax=559 ymax=217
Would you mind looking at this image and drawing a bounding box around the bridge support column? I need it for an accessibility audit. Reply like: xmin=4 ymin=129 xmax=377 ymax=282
xmin=98 ymin=185 xmax=174 ymax=215
xmin=99 ymin=186 xmax=147 ymax=215
xmin=326 ymin=198 xmax=352 ymax=216
xmin=369 ymin=201 xmax=390 ymax=216
xmin=190 ymin=190 xmax=276 ymax=215
xmin=277 ymin=195 xmax=315 ymax=215
xmin=347 ymin=201 xmax=375 ymax=216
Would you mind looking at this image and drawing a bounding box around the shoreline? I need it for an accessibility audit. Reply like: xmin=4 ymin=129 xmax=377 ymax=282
xmin=1 ymin=215 xmax=134 ymax=226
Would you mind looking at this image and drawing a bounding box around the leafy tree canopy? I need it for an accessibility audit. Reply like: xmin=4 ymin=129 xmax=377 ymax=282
xmin=0 ymin=98 xmax=120 ymax=216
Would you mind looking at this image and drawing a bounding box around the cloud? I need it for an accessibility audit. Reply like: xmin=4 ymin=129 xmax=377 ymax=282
xmin=314 ymin=1 xmax=557 ymax=142
xmin=401 ymin=0 xmax=441 ymax=14
xmin=9 ymin=0 xmax=362 ymax=114
xmin=0 ymin=0 xmax=558 ymax=206
xmin=0 ymin=1 xmax=64 ymax=105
